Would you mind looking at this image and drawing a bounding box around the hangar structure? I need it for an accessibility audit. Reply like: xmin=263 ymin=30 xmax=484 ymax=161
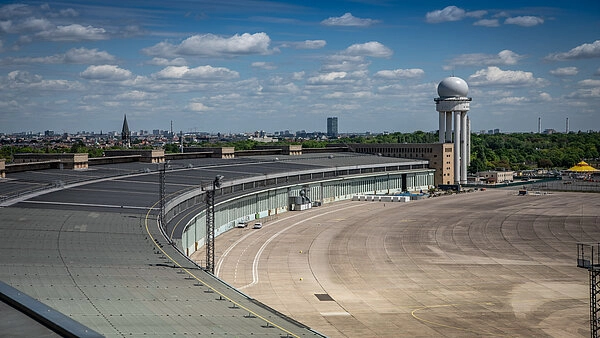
xmin=0 ymin=152 xmax=433 ymax=337
xmin=176 ymin=160 xmax=433 ymax=257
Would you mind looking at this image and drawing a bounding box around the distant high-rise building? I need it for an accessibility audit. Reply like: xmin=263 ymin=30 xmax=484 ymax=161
xmin=327 ymin=117 xmax=338 ymax=137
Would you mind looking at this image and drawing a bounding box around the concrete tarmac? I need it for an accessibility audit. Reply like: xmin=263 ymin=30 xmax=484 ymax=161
xmin=199 ymin=189 xmax=598 ymax=337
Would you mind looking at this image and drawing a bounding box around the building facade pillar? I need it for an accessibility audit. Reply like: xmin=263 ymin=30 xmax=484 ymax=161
xmin=460 ymin=111 xmax=468 ymax=184
xmin=445 ymin=111 xmax=453 ymax=143
xmin=454 ymin=111 xmax=461 ymax=184
xmin=438 ymin=112 xmax=446 ymax=144
xmin=466 ymin=116 xmax=471 ymax=165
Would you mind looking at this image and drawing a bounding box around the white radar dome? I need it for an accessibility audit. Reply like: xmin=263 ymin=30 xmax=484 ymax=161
xmin=437 ymin=76 xmax=469 ymax=98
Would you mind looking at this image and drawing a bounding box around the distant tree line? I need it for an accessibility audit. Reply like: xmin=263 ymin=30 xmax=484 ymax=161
xmin=3 ymin=132 xmax=598 ymax=172
xmin=0 ymin=140 xmax=122 ymax=163
xmin=467 ymin=132 xmax=599 ymax=172
xmin=334 ymin=131 xmax=599 ymax=172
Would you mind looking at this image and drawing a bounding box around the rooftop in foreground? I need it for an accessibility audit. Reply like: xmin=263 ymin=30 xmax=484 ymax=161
xmin=0 ymin=152 xmax=423 ymax=337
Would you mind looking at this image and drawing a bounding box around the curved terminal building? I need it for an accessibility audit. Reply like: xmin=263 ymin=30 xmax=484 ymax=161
xmin=0 ymin=150 xmax=433 ymax=337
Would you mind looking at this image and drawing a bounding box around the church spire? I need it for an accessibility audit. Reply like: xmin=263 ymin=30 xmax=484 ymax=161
xmin=121 ymin=114 xmax=131 ymax=147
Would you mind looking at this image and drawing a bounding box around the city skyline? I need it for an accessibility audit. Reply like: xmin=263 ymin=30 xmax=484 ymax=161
xmin=0 ymin=1 xmax=599 ymax=135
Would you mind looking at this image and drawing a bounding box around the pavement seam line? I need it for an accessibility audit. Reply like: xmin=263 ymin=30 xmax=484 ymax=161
xmin=144 ymin=201 xmax=301 ymax=338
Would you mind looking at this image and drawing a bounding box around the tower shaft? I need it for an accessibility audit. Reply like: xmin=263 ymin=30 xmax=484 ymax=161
xmin=435 ymin=77 xmax=472 ymax=187
xmin=454 ymin=111 xmax=461 ymax=184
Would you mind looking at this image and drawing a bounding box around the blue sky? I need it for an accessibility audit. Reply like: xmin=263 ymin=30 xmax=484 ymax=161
xmin=0 ymin=1 xmax=599 ymax=135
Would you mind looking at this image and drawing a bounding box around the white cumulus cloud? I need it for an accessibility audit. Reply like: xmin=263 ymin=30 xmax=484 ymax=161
xmin=426 ymin=6 xmax=489 ymax=24
xmin=545 ymin=40 xmax=600 ymax=61
xmin=549 ymin=67 xmax=578 ymax=77
xmin=143 ymin=33 xmax=272 ymax=57
xmin=0 ymin=47 xmax=115 ymax=64
xmin=80 ymin=65 xmax=132 ymax=81
xmin=307 ymin=72 xmax=348 ymax=85
xmin=374 ymin=68 xmax=424 ymax=79
xmin=474 ymin=19 xmax=499 ymax=27
xmin=148 ymin=57 xmax=187 ymax=66
xmin=445 ymin=50 xmax=525 ymax=69
xmin=5 ymin=70 xmax=80 ymax=90
xmin=64 ymin=48 xmax=115 ymax=63
xmin=282 ymin=39 xmax=326 ymax=50
xmin=567 ymin=87 xmax=600 ymax=99
xmin=321 ymin=13 xmax=380 ymax=27
xmin=343 ymin=41 xmax=392 ymax=58
xmin=115 ymin=90 xmax=152 ymax=100
xmin=578 ymin=79 xmax=600 ymax=87
xmin=188 ymin=102 xmax=211 ymax=111
xmin=425 ymin=6 xmax=465 ymax=23
xmin=19 ymin=17 xmax=53 ymax=31
xmin=504 ymin=16 xmax=544 ymax=27
xmin=292 ymin=71 xmax=305 ymax=80
xmin=251 ymin=62 xmax=277 ymax=70
xmin=468 ymin=66 xmax=544 ymax=86
xmin=493 ymin=96 xmax=529 ymax=105
xmin=153 ymin=65 xmax=239 ymax=80
xmin=36 ymin=24 xmax=107 ymax=41
xmin=0 ymin=4 xmax=34 ymax=20
xmin=7 ymin=70 xmax=41 ymax=83
xmin=322 ymin=54 xmax=369 ymax=72
xmin=539 ymin=92 xmax=552 ymax=101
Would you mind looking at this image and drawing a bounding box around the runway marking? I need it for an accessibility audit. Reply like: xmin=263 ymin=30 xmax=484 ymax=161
xmin=238 ymin=203 xmax=363 ymax=290
xmin=320 ymin=311 xmax=350 ymax=316
xmin=215 ymin=201 xmax=354 ymax=278
xmin=411 ymin=302 xmax=501 ymax=336
xmin=216 ymin=227 xmax=270 ymax=278
xmin=143 ymin=200 xmax=301 ymax=338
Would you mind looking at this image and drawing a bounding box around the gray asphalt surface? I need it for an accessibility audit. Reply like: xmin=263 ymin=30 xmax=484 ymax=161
xmin=209 ymin=189 xmax=597 ymax=337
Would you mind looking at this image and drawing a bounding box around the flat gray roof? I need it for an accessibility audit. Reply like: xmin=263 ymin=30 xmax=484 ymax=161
xmin=0 ymin=152 xmax=420 ymax=336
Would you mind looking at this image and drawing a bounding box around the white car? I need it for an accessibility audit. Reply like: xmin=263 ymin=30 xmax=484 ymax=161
xmin=236 ymin=221 xmax=247 ymax=228
xmin=253 ymin=222 xmax=262 ymax=229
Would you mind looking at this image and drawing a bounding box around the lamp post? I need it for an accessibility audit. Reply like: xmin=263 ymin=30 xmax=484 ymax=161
xmin=205 ymin=175 xmax=224 ymax=274
xmin=158 ymin=160 xmax=170 ymax=235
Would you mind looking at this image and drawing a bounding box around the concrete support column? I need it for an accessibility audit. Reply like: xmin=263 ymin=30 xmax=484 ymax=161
xmin=438 ymin=112 xmax=445 ymax=143
xmin=445 ymin=111 xmax=453 ymax=143
xmin=454 ymin=111 xmax=461 ymax=185
xmin=460 ymin=111 xmax=468 ymax=185
xmin=467 ymin=116 xmax=471 ymax=165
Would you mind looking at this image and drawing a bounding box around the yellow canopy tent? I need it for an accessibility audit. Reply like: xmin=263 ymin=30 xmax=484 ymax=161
xmin=567 ymin=161 xmax=599 ymax=172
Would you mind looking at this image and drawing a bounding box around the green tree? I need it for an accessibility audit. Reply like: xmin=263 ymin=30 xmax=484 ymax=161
xmin=537 ymin=158 xmax=553 ymax=168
